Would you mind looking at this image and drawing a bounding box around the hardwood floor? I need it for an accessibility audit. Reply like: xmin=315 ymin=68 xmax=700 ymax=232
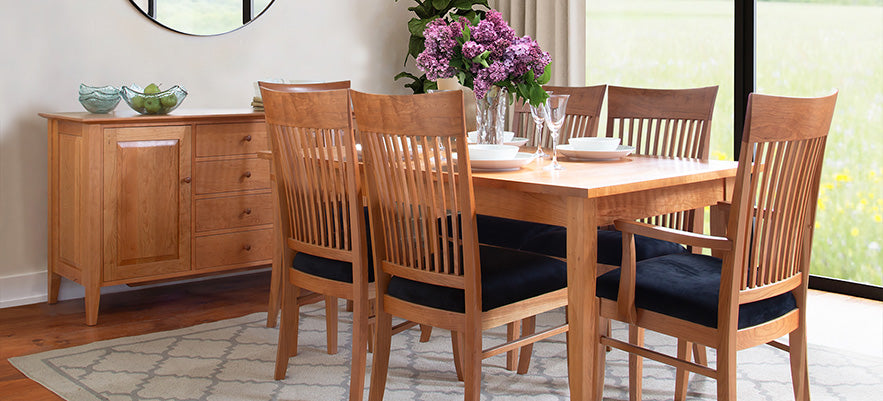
xmin=0 ymin=271 xmax=271 ymax=401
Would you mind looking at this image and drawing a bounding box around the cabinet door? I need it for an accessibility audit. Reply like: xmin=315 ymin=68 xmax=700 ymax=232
xmin=103 ymin=126 xmax=192 ymax=281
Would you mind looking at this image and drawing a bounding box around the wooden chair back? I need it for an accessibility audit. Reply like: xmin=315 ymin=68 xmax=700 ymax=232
xmin=352 ymin=90 xmax=478 ymax=295
xmin=727 ymin=91 xmax=838 ymax=303
xmin=258 ymin=80 xmax=351 ymax=92
xmin=511 ymin=84 xmax=607 ymax=148
xmin=260 ymin=88 xmax=365 ymax=266
xmin=606 ymin=85 xmax=717 ymax=159
xmin=607 ymin=85 xmax=718 ymax=234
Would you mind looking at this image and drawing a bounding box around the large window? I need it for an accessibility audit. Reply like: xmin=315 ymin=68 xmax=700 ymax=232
xmin=586 ymin=0 xmax=735 ymax=160
xmin=588 ymin=0 xmax=882 ymax=290
xmin=757 ymin=0 xmax=883 ymax=286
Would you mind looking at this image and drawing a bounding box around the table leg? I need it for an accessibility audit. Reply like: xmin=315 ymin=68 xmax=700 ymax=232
xmin=566 ymin=197 xmax=598 ymax=401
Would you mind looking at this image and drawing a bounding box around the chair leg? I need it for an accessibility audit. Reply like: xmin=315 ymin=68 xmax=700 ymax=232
xmin=628 ymin=325 xmax=644 ymax=401
xmin=604 ymin=317 xmax=612 ymax=352
xmin=451 ymin=330 xmax=465 ymax=382
xmin=516 ymin=316 xmax=537 ymax=374
xmin=506 ymin=321 xmax=521 ymax=371
xmin=675 ymin=340 xmax=694 ymax=401
xmin=463 ymin=328 xmax=482 ymax=401
xmin=266 ymin=258 xmax=283 ymax=328
xmin=789 ymin=325 xmax=811 ymax=401
xmin=348 ymin=297 xmax=370 ymax=401
xmin=325 ymin=295 xmax=338 ymax=354
xmin=367 ymin=309 xmax=393 ymax=401
xmin=419 ymin=324 xmax=433 ymax=342
xmin=346 ymin=299 xmax=354 ymax=312
xmin=274 ymin=285 xmax=300 ymax=380
xmin=717 ymin=342 xmax=737 ymax=401
xmin=595 ymin=316 xmax=608 ymax=401
xmin=693 ymin=343 xmax=708 ymax=365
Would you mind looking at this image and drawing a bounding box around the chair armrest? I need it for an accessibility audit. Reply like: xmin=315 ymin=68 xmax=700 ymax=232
xmin=614 ymin=219 xmax=732 ymax=251
xmin=257 ymin=150 xmax=273 ymax=161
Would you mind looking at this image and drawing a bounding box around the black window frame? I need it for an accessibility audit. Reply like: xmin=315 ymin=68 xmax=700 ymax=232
xmin=735 ymin=1 xmax=881 ymax=301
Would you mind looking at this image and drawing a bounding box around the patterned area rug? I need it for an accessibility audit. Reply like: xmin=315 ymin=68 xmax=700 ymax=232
xmin=9 ymin=303 xmax=882 ymax=400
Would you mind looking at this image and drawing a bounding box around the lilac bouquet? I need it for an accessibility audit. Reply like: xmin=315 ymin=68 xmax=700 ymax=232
xmin=416 ymin=10 xmax=551 ymax=107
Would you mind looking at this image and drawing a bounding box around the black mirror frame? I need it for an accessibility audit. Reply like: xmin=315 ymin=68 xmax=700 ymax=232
xmin=128 ymin=0 xmax=276 ymax=37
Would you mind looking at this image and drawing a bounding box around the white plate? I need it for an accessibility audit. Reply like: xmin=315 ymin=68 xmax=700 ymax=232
xmin=504 ymin=137 xmax=529 ymax=147
xmin=557 ymin=144 xmax=635 ymax=161
xmin=453 ymin=152 xmax=535 ymax=171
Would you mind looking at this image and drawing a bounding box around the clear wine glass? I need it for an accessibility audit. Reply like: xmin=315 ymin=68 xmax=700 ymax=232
xmin=543 ymin=94 xmax=570 ymax=170
xmin=528 ymin=97 xmax=548 ymax=160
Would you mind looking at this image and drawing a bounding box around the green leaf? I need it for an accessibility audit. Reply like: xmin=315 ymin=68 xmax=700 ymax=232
xmin=432 ymin=0 xmax=451 ymax=10
xmin=538 ymin=62 xmax=552 ymax=85
xmin=423 ymin=80 xmax=438 ymax=93
xmin=408 ymin=17 xmax=434 ymax=37
xmin=409 ymin=2 xmax=434 ymax=19
xmin=451 ymin=0 xmax=474 ymax=11
xmin=407 ymin=35 xmax=425 ymax=63
xmin=394 ymin=71 xmax=419 ymax=81
xmin=462 ymin=24 xmax=471 ymax=42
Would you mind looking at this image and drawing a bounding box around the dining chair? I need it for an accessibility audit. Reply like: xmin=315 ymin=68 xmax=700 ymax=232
xmin=595 ymin=90 xmax=838 ymax=400
xmin=261 ymin=87 xmax=373 ymax=401
xmin=261 ymin=80 xmax=353 ymax=328
xmin=522 ymin=85 xmax=720 ymax=266
xmin=351 ymin=90 xmax=570 ymax=401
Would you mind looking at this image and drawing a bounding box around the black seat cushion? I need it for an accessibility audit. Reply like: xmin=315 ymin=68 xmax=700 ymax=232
xmin=476 ymin=215 xmax=562 ymax=250
xmin=521 ymin=228 xmax=689 ymax=265
xmin=291 ymin=206 xmax=374 ymax=283
xmin=387 ymin=245 xmax=567 ymax=313
xmin=595 ymin=253 xmax=797 ymax=329
xmin=292 ymin=252 xmax=374 ymax=283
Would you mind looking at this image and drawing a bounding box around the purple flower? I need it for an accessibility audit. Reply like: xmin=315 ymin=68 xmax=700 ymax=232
xmin=461 ymin=41 xmax=485 ymax=60
xmin=415 ymin=9 xmax=551 ymax=101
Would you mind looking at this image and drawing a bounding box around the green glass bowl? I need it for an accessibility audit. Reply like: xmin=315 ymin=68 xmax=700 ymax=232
xmin=120 ymin=85 xmax=188 ymax=115
xmin=78 ymin=84 xmax=121 ymax=114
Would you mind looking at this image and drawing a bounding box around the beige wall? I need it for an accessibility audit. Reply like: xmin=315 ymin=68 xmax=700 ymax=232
xmin=0 ymin=0 xmax=414 ymax=306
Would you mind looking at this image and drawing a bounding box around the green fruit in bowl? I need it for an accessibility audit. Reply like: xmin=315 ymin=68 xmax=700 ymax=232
xmin=131 ymin=95 xmax=145 ymax=110
xmin=144 ymin=83 xmax=161 ymax=94
xmin=144 ymin=97 xmax=162 ymax=114
xmin=160 ymin=93 xmax=178 ymax=108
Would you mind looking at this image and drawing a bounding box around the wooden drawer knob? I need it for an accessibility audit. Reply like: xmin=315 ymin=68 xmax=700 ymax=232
xmin=182 ymin=177 xmax=192 ymax=184
xmin=243 ymin=171 xmax=252 ymax=178
xmin=243 ymin=244 xmax=252 ymax=251
xmin=243 ymin=208 xmax=252 ymax=215
xmin=244 ymin=135 xmax=253 ymax=142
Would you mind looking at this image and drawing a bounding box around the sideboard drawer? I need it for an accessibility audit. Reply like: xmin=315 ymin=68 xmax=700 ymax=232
xmin=194 ymin=158 xmax=270 ymax=194
xmin=194 ymin=228 xmax=273 ymax=269
xmin=195 ymin=193 xmax=273 ymax=232
xmin=195 ymin=123 xmax=268 ymax=157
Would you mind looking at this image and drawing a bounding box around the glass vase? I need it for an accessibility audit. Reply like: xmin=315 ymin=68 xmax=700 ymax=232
xmin=475 ymin=86 xmax=508 ymax=144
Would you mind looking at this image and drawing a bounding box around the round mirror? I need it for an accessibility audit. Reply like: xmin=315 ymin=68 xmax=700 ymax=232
xmin=129 ymin=0 xmax=275 ymax=36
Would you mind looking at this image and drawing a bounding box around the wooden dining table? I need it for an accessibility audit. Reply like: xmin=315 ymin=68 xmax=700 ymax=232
xmin=469 ymin=154 xmax=738 ymax=400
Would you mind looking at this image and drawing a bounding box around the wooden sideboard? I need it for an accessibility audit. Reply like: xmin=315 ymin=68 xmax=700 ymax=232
xmin=42 ymin=109 xmax=273 ymax=325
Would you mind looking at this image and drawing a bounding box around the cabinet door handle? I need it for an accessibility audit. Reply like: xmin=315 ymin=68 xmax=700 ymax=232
xmin=244 ymin=135 xmax=252 ymax=142
xmin=243 ymin=244 xmax=252 ymax=251
xmin=182 ymin=177 xmax=192 ymax=184
xmin=243 ymin=171 xmax=252 ymax=178
xmin=243 ymin=208 xmax=252 ymax=215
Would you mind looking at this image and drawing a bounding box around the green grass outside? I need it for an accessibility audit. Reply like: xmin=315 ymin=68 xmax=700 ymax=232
xmin=587 ymin=0 xmax=882 ymax=285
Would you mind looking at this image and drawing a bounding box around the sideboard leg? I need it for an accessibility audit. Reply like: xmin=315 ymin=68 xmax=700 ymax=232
xmin=85 ymin=286 xmax=101 ymax=326
xmin=48 ymin=272 xmax=61 ymax=304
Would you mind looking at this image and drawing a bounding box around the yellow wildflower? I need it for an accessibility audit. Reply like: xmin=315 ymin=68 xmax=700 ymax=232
xmin=850 ymin=228 xmax=859 ymax=237
xmin=875 ymin=214 xmax=882 ymax=223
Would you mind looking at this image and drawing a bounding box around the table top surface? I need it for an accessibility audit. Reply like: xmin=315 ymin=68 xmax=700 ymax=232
xmin=39 ymin=108 xmax=264 ymax=123
xmin=471 ymin=154 xmax=738 ymax=199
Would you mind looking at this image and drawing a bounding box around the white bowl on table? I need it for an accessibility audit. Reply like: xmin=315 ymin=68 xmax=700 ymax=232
xmin=467 ymin=144 xmax=519 ymax=160
xmin=467 ymin=131 xmax=515 ymax=144
xmin=568 ymin=137 xmax=621 ymax=151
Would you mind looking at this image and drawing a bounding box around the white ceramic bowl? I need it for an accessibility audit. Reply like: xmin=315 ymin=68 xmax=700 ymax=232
xmin=467 ymin=144 xmax=519 ymax=160
xmin=467 ymin=131 xmax=515 ymax=143
xmin=568 ymin=137 xmax=621 ymax=151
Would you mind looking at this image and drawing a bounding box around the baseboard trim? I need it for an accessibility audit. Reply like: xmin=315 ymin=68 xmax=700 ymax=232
xmin=0 ymin=268 xmax=272 ymax=309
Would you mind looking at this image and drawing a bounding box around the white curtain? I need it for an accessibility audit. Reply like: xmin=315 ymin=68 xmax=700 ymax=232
xmin=490 ymin=0 xmax=586 ymax=86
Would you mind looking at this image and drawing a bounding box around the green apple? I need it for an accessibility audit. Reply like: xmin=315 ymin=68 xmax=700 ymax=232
xmin=131 ymin=95 xmax=145 ymax=109
xmin=144 ymin=97 xmax=162 ymax=114
xmin=144 ymin=83 xmax=160 ymax=94
xmin=160 ymin=93 xmax=178 ymax=108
